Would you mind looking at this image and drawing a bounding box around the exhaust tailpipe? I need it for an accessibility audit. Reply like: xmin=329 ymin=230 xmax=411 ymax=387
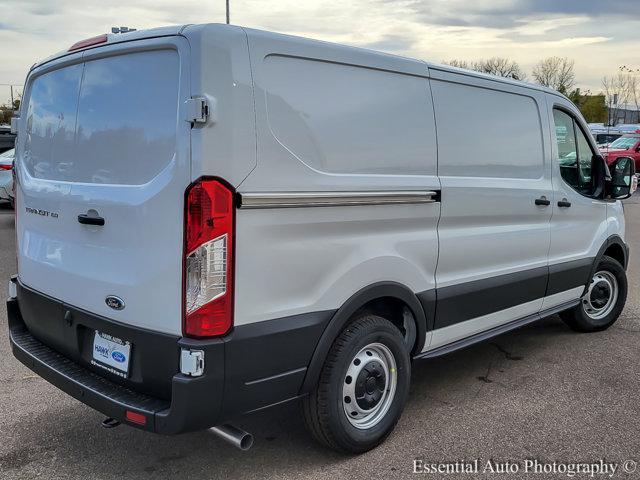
xmin=208 ymin=424 xmax=254 ymax=450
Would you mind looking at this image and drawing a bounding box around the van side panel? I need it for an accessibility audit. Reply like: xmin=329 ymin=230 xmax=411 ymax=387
xmin=183 ymin=24 xmax=257 ymax=186
xmin=235 ymin=29 xmax=440 ymax=334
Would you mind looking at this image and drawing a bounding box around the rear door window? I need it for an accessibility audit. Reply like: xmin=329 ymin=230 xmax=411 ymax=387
xmin=24 ymin=50 xmax=179 ymax=185
xmin=24 ymin=65 xmax=83 ymax=179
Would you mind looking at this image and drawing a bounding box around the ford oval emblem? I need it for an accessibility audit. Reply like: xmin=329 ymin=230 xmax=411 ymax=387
xmin=105 ymin=296 xmax=125 ymax=311
xmin=111 ymin=351 xmax=126 ymax=363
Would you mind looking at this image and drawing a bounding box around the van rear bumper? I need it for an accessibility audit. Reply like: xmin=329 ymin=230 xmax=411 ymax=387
xmin=7 ymin=291 xmax=225 ymax=434
xmin=7 ymin=278 xmax=333 ymax=434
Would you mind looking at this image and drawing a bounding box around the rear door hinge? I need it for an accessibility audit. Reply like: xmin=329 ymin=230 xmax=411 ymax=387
xmin=185 ymin=96 xmax=211 ymax=125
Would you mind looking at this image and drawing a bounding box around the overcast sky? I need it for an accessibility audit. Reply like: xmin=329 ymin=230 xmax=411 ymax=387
xmin=1 ymin=0 xmax=638 ymax=103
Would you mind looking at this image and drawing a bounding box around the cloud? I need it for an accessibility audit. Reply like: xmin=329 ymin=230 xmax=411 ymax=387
xmin=364 ymin=34 xmax=416 ymax=53
xmin=0 ymin=0 xmax=638 ymax=102
xmin=520 ymin=0 xmax=640 ymax=19
xmin=389 ymin=0 xmax=640 ymax=29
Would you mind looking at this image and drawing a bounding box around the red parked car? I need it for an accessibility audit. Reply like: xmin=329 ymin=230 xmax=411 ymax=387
xmin=604 ymin=133 xmax=640 ymax=171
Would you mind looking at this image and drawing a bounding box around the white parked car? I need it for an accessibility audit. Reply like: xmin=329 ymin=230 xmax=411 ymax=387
xmin=616 ymin=124 xmax=640 ymax=134
xmin=0 ymin=147 xmax=14 ymax=207
xmin=7 ymin=24 xmax=636 ymax=454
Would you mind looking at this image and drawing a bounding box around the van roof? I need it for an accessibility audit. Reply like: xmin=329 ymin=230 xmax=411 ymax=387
xmin=31 ymin=24 xmax=189 ymax=71
xmin=425 ymin=61 xmax=563 ymax=97
xmin=31 ymin=23 xmax=564 ymax=99
xmin=239 ymin=25 xmax=563 ymax=98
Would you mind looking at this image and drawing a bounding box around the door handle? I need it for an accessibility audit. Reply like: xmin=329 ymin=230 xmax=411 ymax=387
xmin=557 ymin=199 xmax=572 ymax=208
xmin=78 ymin=213 xmax=105 ymax=226
xmin=534 ymin=196 xmax=551 ymax=206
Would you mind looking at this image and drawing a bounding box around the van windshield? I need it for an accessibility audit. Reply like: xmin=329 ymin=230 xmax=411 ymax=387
xmin=609 ymin=137 xmax=638 ymax=150
xmin=23 ymin=49 xmax=179 ymax=185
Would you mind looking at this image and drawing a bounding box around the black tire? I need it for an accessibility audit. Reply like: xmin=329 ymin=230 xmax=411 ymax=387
xmin=560 ymin=255 xmax=627 ymax=332
xmin=302 ymin=314 xmax=410 ymax=454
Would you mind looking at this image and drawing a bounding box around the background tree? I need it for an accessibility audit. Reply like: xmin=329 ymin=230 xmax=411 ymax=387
xmin=532 ymin=57 xmax=575 ymax=94
xmin=0 ymin=96 xmax=20 ymax=125
xmin=475 ymin=57 xmax=528 ymax=81
xmin=568 ymin=89 xmax=607 ymax=123
xmin=0 ymin=106 xmax=13 ymax=125
xmin=444 ymin=57 xmax=527 ymax=80
xmin=602 ymin=70 xmax=638 ymax=124
xmin=445 ymin=59 xmax=471 ymax=69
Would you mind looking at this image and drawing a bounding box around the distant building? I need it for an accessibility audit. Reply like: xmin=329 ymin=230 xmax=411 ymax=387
xmin=609 ymin=103 xmax=640 ymax=125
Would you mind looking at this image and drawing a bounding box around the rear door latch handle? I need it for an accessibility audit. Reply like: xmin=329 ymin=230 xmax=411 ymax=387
xmin=78 ymin=212 xmax=105 ymax=226
xmin=534 ymin=196 xmax=551 ymax=206
xmin=557 ymin=199 xmax=572 ymax=208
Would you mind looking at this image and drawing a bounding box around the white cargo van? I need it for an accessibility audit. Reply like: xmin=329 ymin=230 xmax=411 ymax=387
xmin=7 ymin=24 xmax=637 ymax=454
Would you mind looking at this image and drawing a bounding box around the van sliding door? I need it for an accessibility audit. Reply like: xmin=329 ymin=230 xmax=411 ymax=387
xmin=426 ymin=72 xmax=553 ymax=351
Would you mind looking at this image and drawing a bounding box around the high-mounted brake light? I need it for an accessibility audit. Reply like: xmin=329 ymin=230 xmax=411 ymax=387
xmin=69 ymin=34 xmax=108 ymax=52
xmin=183 ymin=178 xmax=235 ymax=338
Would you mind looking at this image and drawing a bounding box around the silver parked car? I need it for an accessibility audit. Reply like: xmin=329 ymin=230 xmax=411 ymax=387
xmin=0 ymin=147 xmax=14 ymax=207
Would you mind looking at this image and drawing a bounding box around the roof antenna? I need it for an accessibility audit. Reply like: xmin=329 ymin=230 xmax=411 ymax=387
xmin=111 ymin=27 xmax=136 ymax=34
xmin=226 ymin=0 xmax=230 ymax=24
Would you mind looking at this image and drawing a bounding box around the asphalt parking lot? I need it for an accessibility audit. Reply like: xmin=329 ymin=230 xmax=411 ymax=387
xmin=1 ymin=197 xmax=639 ymax=480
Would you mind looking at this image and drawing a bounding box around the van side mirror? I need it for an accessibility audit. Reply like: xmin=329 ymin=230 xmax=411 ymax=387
xmin=607 ymin=156 xmax=637 ymax=199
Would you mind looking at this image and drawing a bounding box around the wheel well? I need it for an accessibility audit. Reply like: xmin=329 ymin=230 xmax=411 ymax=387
xmin=300 ymin=282 xmax=428 ymax=395
xmin=355 ymin=297 xmax=418 ymax=352
xmin=603 ymin=243 xmax=625 ymax=268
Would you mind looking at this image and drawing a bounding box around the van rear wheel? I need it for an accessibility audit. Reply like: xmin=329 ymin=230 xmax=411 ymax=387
xmin=302 ymin=314 xmax=410 ymax=453
xmin=560 ymin=255 xmax=627 ymax=332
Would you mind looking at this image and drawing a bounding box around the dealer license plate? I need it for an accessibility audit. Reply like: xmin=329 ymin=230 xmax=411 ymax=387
xmin=91 ymin=331 xmax=132 ymax=378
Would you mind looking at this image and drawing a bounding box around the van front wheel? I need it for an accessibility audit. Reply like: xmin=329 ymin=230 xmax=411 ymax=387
xmin=302 ymin=314 xmax=410 ymax=453
xmin=560 ymin=255 xmax=627 ymax=332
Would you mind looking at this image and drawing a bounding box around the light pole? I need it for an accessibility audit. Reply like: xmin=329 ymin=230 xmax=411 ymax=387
xmin=226 ymin=0 xmax=230 ymax=24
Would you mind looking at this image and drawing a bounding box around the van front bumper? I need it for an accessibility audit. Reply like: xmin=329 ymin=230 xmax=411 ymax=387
xmin=7 ymin=277 xmax=333 ymax=434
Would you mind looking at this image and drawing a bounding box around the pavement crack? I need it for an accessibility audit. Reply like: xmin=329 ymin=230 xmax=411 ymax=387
xmin=425 ymin=395 xmax=453 ymax=407
xmin=614 ymin=325 xmax=640 ymax=333
xmin=473 ymin=355 xmax=498 ymax=397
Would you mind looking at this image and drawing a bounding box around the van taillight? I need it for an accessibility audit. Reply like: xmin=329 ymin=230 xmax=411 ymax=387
xmin=183 ymin=178 xmax=234 ymax=338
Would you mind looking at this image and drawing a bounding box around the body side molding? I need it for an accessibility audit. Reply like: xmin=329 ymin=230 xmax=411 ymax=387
xmin=434 ymin=266 xmax=548 ymax=330
xmin=546 ymin=257 xmax=593 ymax=297
xmin=237 ymin=190 xmax=440 ymax=209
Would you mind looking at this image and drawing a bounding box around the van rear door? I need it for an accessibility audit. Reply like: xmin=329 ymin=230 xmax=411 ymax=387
xmin=16 ymin=36 xmax=191 ymax=335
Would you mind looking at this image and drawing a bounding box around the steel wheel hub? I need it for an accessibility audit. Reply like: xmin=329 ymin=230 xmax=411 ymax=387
xmin=342 ymin=343 xmax=397 ymax=430
xmin=582 ymin=270 xmax=618 ymax=321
